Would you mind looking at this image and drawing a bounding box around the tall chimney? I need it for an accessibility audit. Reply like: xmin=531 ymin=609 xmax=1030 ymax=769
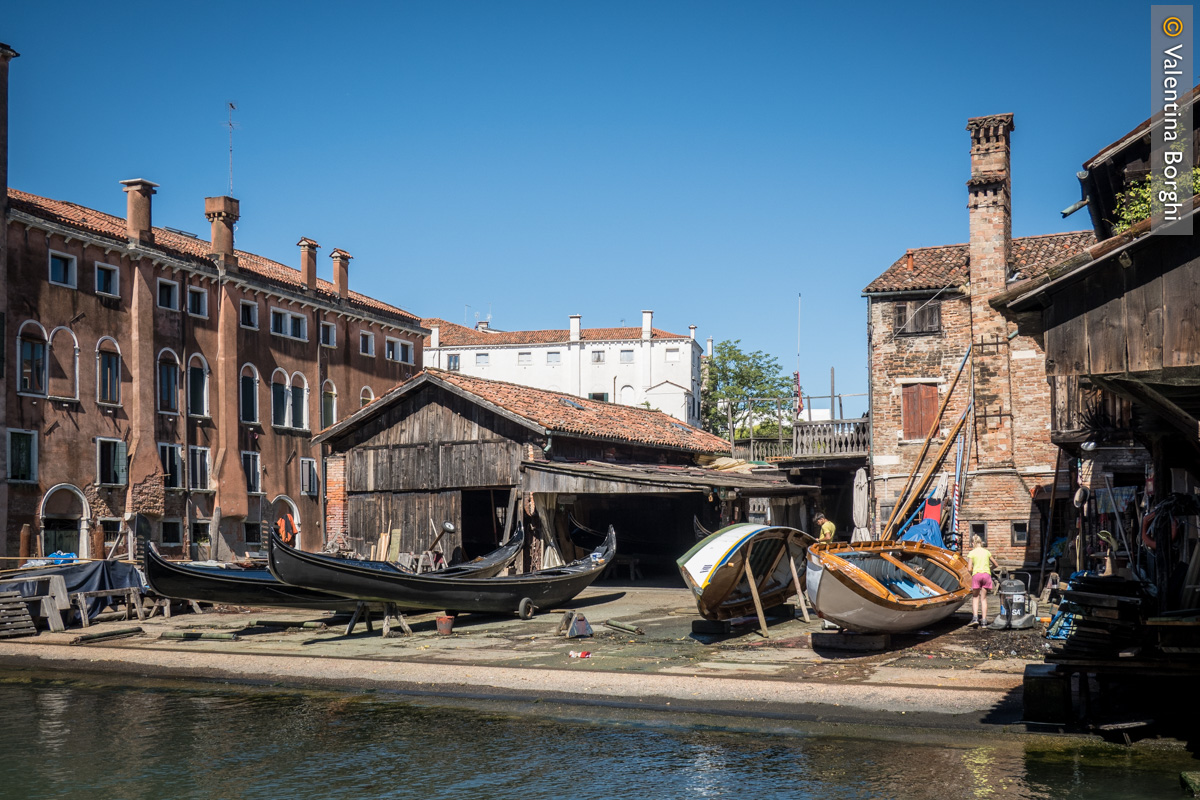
xmin=430 ymin=324 xmax=440 ymax=349
xmin=120 ymin=179 xmax=159 ymax=245
xmin=331 ymin=248 xmax=352 ymax=300
xmin=298 ymin=237 xmax=319 ymax=291
xmin=689 ymin=325 xmax=696 ymax=340
xmin=0 ymin=43 xmax=19 ymax=218
xmin=641 ymin=310 xmax=653 ymax=341
xmin=706 ymin=336 xmax=713 ymax=357
xmin=569 ymin=314 xmax=581 ymax=342
xmin=204 ymin=195 xmax=240 ymax=271
xmin=966 ymin=113 xmax=1014 ymax=334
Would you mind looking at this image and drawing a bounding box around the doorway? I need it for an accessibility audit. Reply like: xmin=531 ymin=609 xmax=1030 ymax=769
xmin=461 ymin=489 xmax=507 ymax=560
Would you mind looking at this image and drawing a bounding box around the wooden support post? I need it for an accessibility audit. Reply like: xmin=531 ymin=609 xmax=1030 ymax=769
xmin=788 ymin=552 xmax=810 ymax=623
xmin=743 ymin=552 xmax=770 ymax=638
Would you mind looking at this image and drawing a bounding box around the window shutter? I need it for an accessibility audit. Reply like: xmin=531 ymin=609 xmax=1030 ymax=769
xmin=902 ymin=384 xmax=920 ymax=439
xmin=894 ymin=302 xmax=908 ymax=334
xmin=115 ymin=441 xmax=128 ymax=485
xmin=918 ymin=384 xmax=939 ymax=438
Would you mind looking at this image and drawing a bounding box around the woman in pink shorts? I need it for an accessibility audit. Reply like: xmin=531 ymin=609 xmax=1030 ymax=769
xmin=966 ymin=535 xmax=998 ymax=627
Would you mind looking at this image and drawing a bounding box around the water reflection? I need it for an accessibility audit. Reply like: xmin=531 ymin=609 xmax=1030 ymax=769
xmin=0 ymin=677 xmax=1192 ymax=800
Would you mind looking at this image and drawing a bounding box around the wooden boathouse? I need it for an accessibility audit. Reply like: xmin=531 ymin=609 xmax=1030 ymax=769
xmin=314 ymin=370 xmax=818 ymax=572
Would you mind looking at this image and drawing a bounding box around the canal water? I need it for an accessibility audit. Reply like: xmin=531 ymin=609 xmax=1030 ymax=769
xmin=0 ymin=673 xmax=1193 ymax=800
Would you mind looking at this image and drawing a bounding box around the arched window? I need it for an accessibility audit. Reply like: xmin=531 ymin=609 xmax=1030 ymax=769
xmin=157 ymin=349 xmax=181 ymax=413
xmin=17 ymin=321 xmax=48 ymax=396
xmin=619 ymin=385 xmax=635 ymax=405
xmin=360 ymin=386 xmax=374 ymax=408
xmin=96 ymin=337 xmax=122 ymax=405
xmin=271 ymin=368 xmax=289 ymax=427
xmin=187 ymin=354 xmax=209 ymax=417
xmin=239 ymin=363 xmax=259 ymax=423
xmin=47 ymin=326 xmax=79 ymax=400
xmin=290 ymin=372 xmax=309 ymax=431
xmin=321 ymin=380 xmax=337 ymax=429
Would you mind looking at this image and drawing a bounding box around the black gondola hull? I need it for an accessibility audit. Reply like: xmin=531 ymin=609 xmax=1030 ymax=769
xmin=144 ymin=544 xmax=361 ymax=611
xmin=269 ymin=529 xmax=614 ymax=615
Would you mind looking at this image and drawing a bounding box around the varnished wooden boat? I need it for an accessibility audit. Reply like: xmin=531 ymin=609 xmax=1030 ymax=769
xmin=145 ymin=543 xmax=361 ymax=611
xmin=677 ymin=524 xmax=813 ymax=621
xmin=269 ymin=526 xmax=613 ymax=618
xmin=805 ymin=540 xmax=971 ymax=633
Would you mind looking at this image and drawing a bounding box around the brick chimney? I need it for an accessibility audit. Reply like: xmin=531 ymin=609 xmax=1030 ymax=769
xmin=298 ymin=237 xmax=319 ymax=292
xmin=641 ymin=310 xmax=653 ymax=341
xmin=569 ymin=314 xmax=581 ymax=342
xmin=966 ymin=113 xmax=1015 ymax=465
xmin=0 ymin=43 xmax=19 ymax=219
xmin=966 ymin=113 xmax=1014 ymax=337
xmin=120 ymin=179 xmax=158 ymax=246
xmin=330 ymin=248 xmax=352 ymax=300
xmin=204 ymin=195 xmax=240 ymax=271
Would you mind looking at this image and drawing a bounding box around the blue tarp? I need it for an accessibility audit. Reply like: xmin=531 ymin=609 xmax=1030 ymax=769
xmin=0 ymin=561 xmax=144 ymax=622
xmin=899 ymin=519 xmax=946 ymax=549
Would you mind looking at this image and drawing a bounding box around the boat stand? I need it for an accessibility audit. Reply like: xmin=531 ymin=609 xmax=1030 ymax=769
xmin=344 ymin=602 xmax=373 ymax=635
xmin=381 ymin=603 xmax=412 ymax=638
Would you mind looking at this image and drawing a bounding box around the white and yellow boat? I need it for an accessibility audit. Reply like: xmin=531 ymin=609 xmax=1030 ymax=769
xmin=677 ymin=524 xmax=813 ymax=621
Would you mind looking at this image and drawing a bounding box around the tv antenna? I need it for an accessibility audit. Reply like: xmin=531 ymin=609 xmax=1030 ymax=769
xmin=226 ymin=101 xmax=239 ymax=196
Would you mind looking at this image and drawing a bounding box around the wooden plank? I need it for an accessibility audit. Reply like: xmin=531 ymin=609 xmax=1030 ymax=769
xmin=878 ymin=552 xmax=946 ymax=595
xmin=1162 ymin=257 xmax=1200 ymax=368
xmin=1084 ymin=272 xmax=1126 ymax=375
xmin=1124 ymin=267 xmax=1164 ymax=372
xmin=1045 ymin=290 xmax=1089 ymax=376
xmin=742 ymin=544 xmax=769 ymax=638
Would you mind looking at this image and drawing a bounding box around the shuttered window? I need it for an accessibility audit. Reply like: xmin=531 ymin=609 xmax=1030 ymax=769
xmin=894 ymin=300 xmax=941 ymax=334
xmin=901 ymin=383 xmax=939 ymax=440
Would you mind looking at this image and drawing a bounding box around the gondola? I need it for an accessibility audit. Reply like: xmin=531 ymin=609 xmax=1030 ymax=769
xmin=269 ymin=526 xmax=614 ymax=619
xmin=145 ymin=543 xmax=361 ymax=611
xmin=144 ymin=526 xmax=525 ymax=611
xmin=693 ymin=516 xmax=714 ymax=542
xmin=677 ymin=524 xmax=814 ymax=621
xmin=805 ymin=540 xmax=971 ymax=633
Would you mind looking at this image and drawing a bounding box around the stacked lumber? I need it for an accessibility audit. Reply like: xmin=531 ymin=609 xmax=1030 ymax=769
xmin=1049 ymin=576 xmax=1151 ymax=659
xmin=0 ymin=591 xmax=37 ymax=639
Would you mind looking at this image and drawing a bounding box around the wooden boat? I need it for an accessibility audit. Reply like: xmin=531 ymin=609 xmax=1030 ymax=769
xmin=677 ymin=524 xmax=813 ymax=621
xmin=693 ymin=516 xmax=714 ymax=542
xmin=269 ymin=526 xmax=613 ymax=619
xmin=144 ymin=543 xmax=360 ymax=611
xmin=145 ymin=527 xmax=524 ymax=610
xmin=805 ymin=540 xmax=971 ymax=633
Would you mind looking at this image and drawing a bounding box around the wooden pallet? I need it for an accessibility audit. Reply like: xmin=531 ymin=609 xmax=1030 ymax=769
xmin=0 ymin=591 xmax=37 ymax=638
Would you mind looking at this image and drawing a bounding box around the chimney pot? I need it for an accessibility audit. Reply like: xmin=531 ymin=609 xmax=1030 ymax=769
xmin=330 ymin=248 xmax=352 ymax=300
xmin=204 ymin=195 xmax=240 ymax=270
xmin=298 ymin=237 xmax=320 ymax=292
xmin=120 ymin=179 xmax=159 ymax=245
xmin=569 ymin=314 xmax=581 ymax=342
xmin=906 ymin=249 xmax=914 ymax=271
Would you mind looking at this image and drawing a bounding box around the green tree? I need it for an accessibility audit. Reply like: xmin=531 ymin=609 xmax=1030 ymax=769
xmin=701 ymin=339 xmax=792 ymax=439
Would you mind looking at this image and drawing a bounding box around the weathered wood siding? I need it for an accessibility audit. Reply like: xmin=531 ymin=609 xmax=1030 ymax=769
xmin=347 ymin=490 xmax=463 ymax=555
xmin=1044 ymin=242 xmax=1199 ymax=377
xmin=347 ymin=440 xmax=522 ymax=492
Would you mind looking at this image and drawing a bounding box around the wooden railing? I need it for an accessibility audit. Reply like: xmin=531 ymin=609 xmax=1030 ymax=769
xmin=1049 ymin=375 xmax=1133 ymax=438
xmin=732 ymin=418 xmax=870 ymax=461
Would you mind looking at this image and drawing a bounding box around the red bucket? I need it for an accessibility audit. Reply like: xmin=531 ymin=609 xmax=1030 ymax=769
xmin=436 ymin=615 xmax=454 ymax=635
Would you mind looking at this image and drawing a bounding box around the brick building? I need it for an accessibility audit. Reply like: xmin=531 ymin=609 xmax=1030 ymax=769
xmin=0 ymin=45 xmax=425 ymax=559
xmin=863 ymin=113 xmax=1095 ymax=564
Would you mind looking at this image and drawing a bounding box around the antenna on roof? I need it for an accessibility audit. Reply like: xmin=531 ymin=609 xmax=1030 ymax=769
xmin=226 ymin=101 xmax=239 ymax=196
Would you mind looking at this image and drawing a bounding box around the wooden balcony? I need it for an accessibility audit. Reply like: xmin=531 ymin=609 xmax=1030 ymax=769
xmin=1049 ymin=375 xmax=1134 ymax=445
xmin=732 ymin=418 xmax=870 ymax=463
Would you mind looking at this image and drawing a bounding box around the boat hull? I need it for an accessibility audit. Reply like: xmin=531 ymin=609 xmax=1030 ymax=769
xmin=144 ymin=545 xmax=361 ymax=611
xmin=269 ymin=528 xmax=613 ymax=616
xmin=805 ymin=541 xmax=970 ymax=633
xmin=677 ymin=524 xmax=813 ymax=621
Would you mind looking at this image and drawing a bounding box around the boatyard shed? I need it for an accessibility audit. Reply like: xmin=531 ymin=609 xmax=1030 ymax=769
xmin=314 ymin=370 xmax=817 ymax=572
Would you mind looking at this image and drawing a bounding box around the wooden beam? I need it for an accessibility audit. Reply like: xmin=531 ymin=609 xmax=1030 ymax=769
xmin=742 ymin=544 xmax=769 ymax=638
xmin=878 ymin=552 xmax=945 ymax=595
xmin=788 ymin=548 xmax=810 ymax=623
xmin=883 ymin=407 xmax=970 ymax=540
xmin=882 ymin=346 xmax=972 ymax=538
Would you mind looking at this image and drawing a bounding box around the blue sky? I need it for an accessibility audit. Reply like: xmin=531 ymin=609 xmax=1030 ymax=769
xmin=5 ymin=2 xmax=1174 ymax=416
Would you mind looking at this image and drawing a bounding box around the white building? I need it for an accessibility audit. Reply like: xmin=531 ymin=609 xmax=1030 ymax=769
xmin=422 ymin=311 xmax=703 ymax=426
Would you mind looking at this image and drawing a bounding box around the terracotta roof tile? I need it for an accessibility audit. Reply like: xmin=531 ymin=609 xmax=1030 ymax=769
xmin=8 ymin=188 xmax=421 ymax=327
xmin=431 ymin=370 xmax=728 ymax=453
xmin=420 ymin=317 xmax=689 ymax=347
xmin=863 ymin=231 xmax=1094 ymax=294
